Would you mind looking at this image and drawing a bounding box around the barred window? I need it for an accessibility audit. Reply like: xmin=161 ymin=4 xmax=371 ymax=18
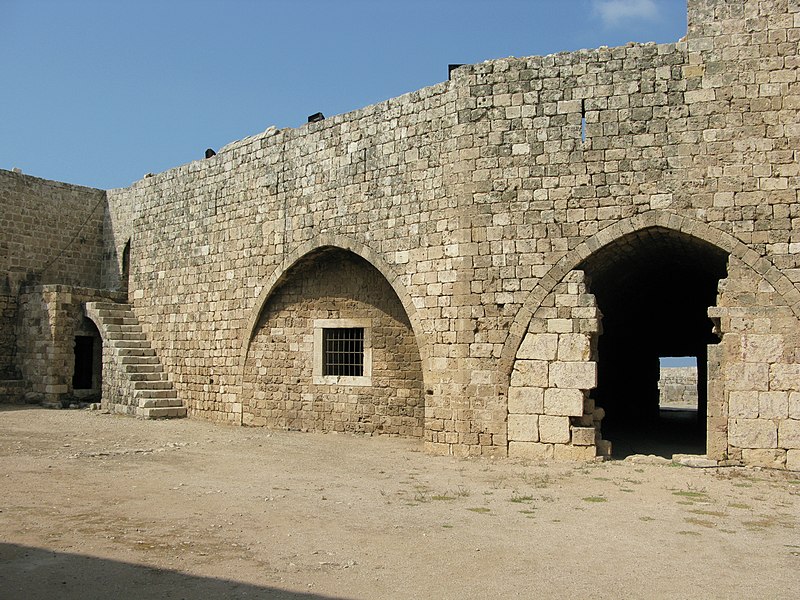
xmin=323 ymin=327 xmax=364 ymax=377
xmin=313 ymin=319 xmax=372 ymax=386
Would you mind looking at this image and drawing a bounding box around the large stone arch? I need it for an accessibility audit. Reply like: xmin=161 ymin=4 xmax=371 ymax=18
xmin=501 ymin=210 xmax=800 ymax=374
xmin=239 ymin=234 xmax=428 ymax=375
xmin=503 ymin=210 xmax=800 ymax=464
xmin=238 ymin=235 xmax=427 ymax=436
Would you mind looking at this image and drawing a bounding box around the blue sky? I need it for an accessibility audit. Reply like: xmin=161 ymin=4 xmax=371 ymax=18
xmin=2 ymin=0 xmax=687 ymax=190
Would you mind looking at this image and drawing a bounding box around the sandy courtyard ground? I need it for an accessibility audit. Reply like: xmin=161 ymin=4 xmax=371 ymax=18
xmin=0 ymin=406 xmax=798 ymax=599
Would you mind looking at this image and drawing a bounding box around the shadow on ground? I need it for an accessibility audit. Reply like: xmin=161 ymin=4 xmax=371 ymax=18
xmin=0 ymin=543 xmax=348 ymax=600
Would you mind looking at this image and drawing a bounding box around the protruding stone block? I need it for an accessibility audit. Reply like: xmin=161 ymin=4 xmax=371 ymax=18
xmin=571 ymin=426 xmax=597 ymax=446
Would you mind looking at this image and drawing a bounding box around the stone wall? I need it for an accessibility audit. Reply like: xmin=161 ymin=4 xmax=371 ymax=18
xmin=95 ymin=0 xmax=800 ymax=464
xmin=0 ymin=170 xmax=106 ymax=389
xmin=4 ymin=0 xmax=795 ymax=467
xmin=16 ymin=286 xmax=123 ymax=406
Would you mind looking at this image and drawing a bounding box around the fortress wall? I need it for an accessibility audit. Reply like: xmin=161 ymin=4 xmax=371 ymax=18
xmin=103 ymin=0 xmax=800 ymax=460
xmin=0 ymin=170 xmax=105 ymax=379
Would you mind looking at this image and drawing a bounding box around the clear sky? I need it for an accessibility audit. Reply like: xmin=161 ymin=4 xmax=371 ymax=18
xmin=2 ymin=0 xmax=688 ymax=190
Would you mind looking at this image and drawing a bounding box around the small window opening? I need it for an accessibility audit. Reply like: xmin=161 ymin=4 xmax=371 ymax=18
xmin=581 ymin=99 xmax=586 ymax=143
xmin=73 ymin=336 xmax=96 ymax=390
xmin=323 ymin=328 xmax=364 ymax=377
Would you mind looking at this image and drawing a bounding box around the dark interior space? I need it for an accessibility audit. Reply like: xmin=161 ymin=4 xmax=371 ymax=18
xmin=72 ymin=336 xmax=95 ymax=390
xmin=72 ymin=320 xmax=103 ymax=396
xmin=579 ymin=227 xmax=728 ymax=458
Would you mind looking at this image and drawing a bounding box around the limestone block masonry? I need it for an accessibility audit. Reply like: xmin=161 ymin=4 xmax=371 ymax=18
xmin=2 ymin=0 xmax=800 ymax=468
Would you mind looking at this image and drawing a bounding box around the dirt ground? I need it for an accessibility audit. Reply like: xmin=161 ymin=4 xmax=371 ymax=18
xmin=0 ymin=406 xmax=798 ymax=599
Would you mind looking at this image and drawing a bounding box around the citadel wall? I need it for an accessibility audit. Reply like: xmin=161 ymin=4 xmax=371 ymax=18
xmin=0 ymin=170 xmax=106 ymax=402
xmin=2 ymin=0 xmax=798 ymax=468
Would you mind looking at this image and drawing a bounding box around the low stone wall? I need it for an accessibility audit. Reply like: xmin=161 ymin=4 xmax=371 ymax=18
xmin=658 ymin=366 xmax=699 ymax=409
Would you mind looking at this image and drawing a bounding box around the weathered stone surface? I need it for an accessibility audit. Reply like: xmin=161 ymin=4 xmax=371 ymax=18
xmin=2 ymin=0 xmax=800 ymax=469
xmin=570 ymin=426 xmax=596 ymax=446
xmin=508 ymin=441 xmax=553 ymax=460
xmin=508 ymin=414 xmax=539 ymax=442
xmin=778 ymin=419 xmax=800 ymax=449
xmin=549 ymin=362 xmax=597 ymax=390
xmin=728 ymin=419 xmax=777 ymax=449
xmin=544 ymin=388 xmax=584 ymax=417
xmin=517 ymin=334 xmax=558 ymax=361
xmin=538 ymin=415 xmax=571 ymax=444
xmin=508 ymin=386 xmax=544 ymax=414
xmin=511 ymin=361 xmax=549 ymax=388
xmin=728 ymin=391 xmax=758 ymax=418
xmin=557 ymin=334 xmax=591 ymax=362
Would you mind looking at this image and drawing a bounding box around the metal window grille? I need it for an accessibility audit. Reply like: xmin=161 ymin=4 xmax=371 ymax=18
xmin=322 ymin=328 xmax=364 ymax=377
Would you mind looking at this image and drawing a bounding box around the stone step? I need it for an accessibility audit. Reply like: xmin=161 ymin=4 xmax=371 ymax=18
xmin=132 ymin=380 xmax=173 ymax=391
xmin=124 ymin=363 xmax=163 ymax=374
xmin=138 ymin=397 xmax=184 ymax=409
xmin=98 ymin=316 xmax=140 ymax=326
xmin=86 ymin=300 xmax=185 ymax=420
xmin=109 ymin=339 xmax=151 ymax=349
xmin=128 ymin=372 xmax=165 ymax=382
xmin=137 ymin=406 xmax=187 ymax=419
xmin=103 ymin=324 xmax=144 ymax=334
xmin=121 ymin=355 xmax=160 ymax=366
xmin=117 ymin=347 xmax=156 ymax=357
xmin=135 ymin=389 xmax=178 ymax=399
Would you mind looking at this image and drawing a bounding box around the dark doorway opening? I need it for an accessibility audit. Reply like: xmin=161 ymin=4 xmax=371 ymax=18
xmin=72 ymin=336 xmax=96 ymax=390
xmin=579 ymin=227 xmax=728 ymax=459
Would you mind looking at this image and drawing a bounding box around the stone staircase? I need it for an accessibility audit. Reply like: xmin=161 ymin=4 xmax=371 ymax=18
xmin=85 ymin=302 xmax=186 ymax=419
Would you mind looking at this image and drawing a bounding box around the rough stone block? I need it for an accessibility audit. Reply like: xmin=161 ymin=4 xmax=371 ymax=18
xmin=557 ymin=333 xmax=591 ymax=361
xmin=728 ymin=418 xmax=777 ymax=449
xmin=508 ymin=441 xmax=553 ymax=460
xmin=508 ymin=386 xmax=544 ymax=414
xmin=790 ymin=392 xmax=800 ymax=419
xmin=787 ymin=449 xmax=800 ymax=472
xmin=553 ymin=443 xmax=596 ymax=461
xmin=728 ymin=391 xmax=758 ymax=418
xmin=724 ymin=362 xmax=769 ymax=391
xmin=548 ymin=361 xmax=597 ymax=390
xmin=758 ymin=391 xmax=788 ymax=419
xmin=740 ymin=334 xmax=784 ymax=363
xmin=769 ymin=364 xmax=800 ymax=391
xmin=517 ymin=333 xmax=558 ymax=360
xmin=570 ymin=426 xmax=597 ymax=446
xmin=741 ymin=449 xmax=786 ymax=469
xmin=508 ymin=414 xmax=539 ymax=442
xmin=510 ymin=360 xmax=549 ymax=388
xmin=778 ymin=419 xmax=800 ymax=449
xmin=538 ymin=415 xmax=570 ymax=444
xmin=543 ymin=388 xmax=584 ymax=417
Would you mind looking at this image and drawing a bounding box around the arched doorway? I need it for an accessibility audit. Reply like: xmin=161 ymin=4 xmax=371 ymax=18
xmin=241 ymin=247 xmax=425 ymax=437
xmin=579 ymin=226 xmax=728 ymax=458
